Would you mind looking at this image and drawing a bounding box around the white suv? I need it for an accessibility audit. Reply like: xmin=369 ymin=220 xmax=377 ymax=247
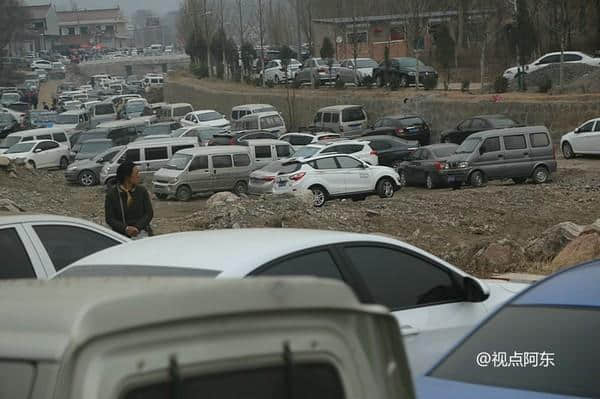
xmin=273 ymin=154 xmax=401 ymax=206
xmin=503 ymin=51 xmax=600 ymax=80
xmin=292 ymin=140 xmax=379 ymax=165
xmin=2 ymin=140 xmax=70 ymax=169
xmin=560 ymin=117 xmax=600 ymax=158
xmin=31 ymin=59 xmax=52 ymax=71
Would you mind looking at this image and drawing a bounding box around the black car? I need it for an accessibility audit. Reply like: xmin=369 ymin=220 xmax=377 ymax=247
xmin=362 ymin=115 xmax=431 ymax=145
xmin=362 ymin=135 xmax=419 ymax=170
xmin=0 ymin=112 xmax=20 ymax=139
xmin=212 ymin=130 xmax=279 ymax=145
xmin=441 ymin=115 xmax=519 ymax=144
xmin=398 ymin=144 xmax=459 ymax=189
xmin=372 ymin=57 xmax=438 ymax=88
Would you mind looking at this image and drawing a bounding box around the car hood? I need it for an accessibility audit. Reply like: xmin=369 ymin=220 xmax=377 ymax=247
xmin=74 ymin=152 xmax=99 ymax=161
xmin=199 ymin=118 xmax=230 ymax=128
xmin=446 ymin=153 xmax=473 ymax=163
xmin=69 ymin=159 xmax=101 ymax=169
xmin=3 ymin=151 xmax=30 ymax=158
xmin=561 ymin=131 xmax=575 ymax=141
xmin=250 ymin=169 xmax=277 ymax=179
xmin=154 ymin=167 xmax=183 ymax=180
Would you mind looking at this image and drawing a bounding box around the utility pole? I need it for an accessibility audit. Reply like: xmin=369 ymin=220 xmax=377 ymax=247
xmin=296 ymin=0 xmax=302 ymax=62
xmin=258 ymin=0 xmax=265 ymax=87
xmin=238 ymin=0 xmax=244 ymax=80
xmin=204 ymin=0 xmax=211 ymax=77
xmin=221 ymin=0 xmax=226 ymax=79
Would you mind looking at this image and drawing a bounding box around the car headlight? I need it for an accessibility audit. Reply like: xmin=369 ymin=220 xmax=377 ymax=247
xmin=458 ymin=161 xmax=469 ymax=169
xmin=68 ymin=165 xmax=77 ymax=171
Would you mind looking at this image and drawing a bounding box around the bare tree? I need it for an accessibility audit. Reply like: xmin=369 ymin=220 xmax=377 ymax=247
xmin=0 ymin=0 xmax=27 ymax=58
xmin=399 ymin=0 xmax=434 ymax=90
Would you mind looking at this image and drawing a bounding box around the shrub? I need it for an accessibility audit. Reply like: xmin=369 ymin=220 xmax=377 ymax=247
xmin=334 ymin=79 xmax=346 ymax=90
xmin=538 ymin=78 xmax=552 ymax=93
xmin=494 ymin=75 xmax=509 ymax=93
xmin=461 ymin=80 xmax=470 ymax=92
xmin=266 ymin=79 xmax=275 ymax=88
xmin=423 ymin=75 xmax=438 ymax=91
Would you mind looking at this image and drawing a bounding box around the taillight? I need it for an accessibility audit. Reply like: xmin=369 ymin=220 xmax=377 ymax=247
xmin=396 ymin=128 xmax=405 ymax=135
xmin=370 ymin=150 xmax=378 ymax=156
xmin=319 ymin=67 xmax=327 ymax=73
xmin=434 ymin=161 xmax=447 ymax=171
xmin=263 ymin=176 xmax=275 ymax=181
xmin=290 ymin=172 xmax=306 ymax=181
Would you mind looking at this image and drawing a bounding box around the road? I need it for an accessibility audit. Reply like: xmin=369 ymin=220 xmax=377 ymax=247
xmin=38 ymin=79 xmax=60 ymax=110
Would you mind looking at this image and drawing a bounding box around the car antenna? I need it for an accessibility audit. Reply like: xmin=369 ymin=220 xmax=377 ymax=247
xmin=283 ymin=341 xmax=294 ymax=399
xmin=169 ymin=355 xmax=183 ymax=399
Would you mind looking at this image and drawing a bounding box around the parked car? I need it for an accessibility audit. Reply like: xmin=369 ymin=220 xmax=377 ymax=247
xmin=362 ymin=114 xmax=432 ymax=145
xmin=95 ymin=119 xmax=151 ymax=145
xmin=231 ymin=103 xmax=276 ymax=121
xmin=30 ymin=59 xmax=52 ymax=70
xmin=418 ymin=259 xmax=600 ymax=398
xmin=89 ymin=102 xmax=117 ymax=127
xmin=240 ymin=138 xmax=295 ymax=169
xmin=248 ymin=160 xmax=296 ymax=195
xmin=0 ymin=214 xmax=128 ymax=278
xmin=0 ymin=92 xmax=21 ymax=107
xmin=121 ymin=98 xmax=148 ymax=119
xmin=372 ymin=57 xmax=438 ymax=88
xmin=141 ymin=121 xmax=181 ymax=137
xmin=362 ymin=135 xmax=420 ymax=170
xmin=293 ymin=140 xmax=379 ymax=165
xmin=55 ymin=109 xmax=90 ymax=133
xmin=0 ymin=127 xmax=69 ymax=153
xmin=443 ymin=127 xmax=556 ymax=187
xmin=0 ymin=278 xmax=413 ymax=399
xmin=71 ymin=138 xmax=114 ymax=161
xmin=441 ymin=115 xmax=520 ymax=144
xmin=181 ymin=110 xmax=230 ymax=130
xmin=153 ymin=146 xmax=254 ymax=200
xmin=61 ymin=227 xmax=527 ymax=375
xmin=231 ymin=111 xmax=286 ymax=135
xmin=62 ymin=100 xmax=83 ymax=111
xmin=263 ymin=58 xmax=302 ymax=83
xmin=212 ymin=130 xmax=279 ymax=145
xmin=398 ymin=144 xmax=459 ymax=189
xmin=3 ymin=140 xmax=70 ymax=169
xmin=279 ymin=132 xmax=342 ymax=149
xmin=503 ymin=51 xmax=600 ymax=80
xmin=34 ymin=68 xmax=48 ymax=82
xmin=295 ymin=57 xmax=356 ymax=85
xmin=171 ymin=125 xmax=224 ymax=145
xmin=313 ymin=105 xmax=368 ymax=137
xmin=340 ymin=57 xmax=379 ymax=84
xmin=65 ymin=146 xmax=123 ymax=186
xmin=0 ymin=111 xmax=20 ymax=138
xmin=560 ymin=117 xmax=600 ymax=158
xmin=159 ymin=102 xmax=193 ymax=122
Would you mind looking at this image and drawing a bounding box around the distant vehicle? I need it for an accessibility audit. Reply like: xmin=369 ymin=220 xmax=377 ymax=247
xmin=443 ymin=126 xmax=556 ymax=187
xmin=159 ymin=103 xmax=193 ymax=122
xmin=30 ymin=59 xmax=52 ymax=70
xmin=0 ymin=127 xmax=69 ymax=153
xmin=560 ymin=117 xmax=600 ymax=158
xmin=141 ymin=121 xmax=181 ymax=137
xmin=122 ymin=98 xmax=148 ymax=119
xmin=181 ymin=110 xmax=230 ymax=129
xmin=29 ymin=111 xmax=57 ymax=129
xmin=441 ymin=115 xmax=520 ymax=144
xmin=171 ymin=125 xmax=224 ymax=145
xmin=398 ymin=144 xmax=459 ymax=189
xmin=362 ymin=115 xmax=432 ymax=146
xmin=361 ymin=135 xmax=420 ymax=171
xmin=295 ymin=57 xmax=357 ymax=85
xmin=65 ymin=146 xmax=123 ymax=186
xmin=231 ymin=104 xmax=276 ymax=121
xmin=292 ymin=140 xmax=379 ymax=165
xmin=279 ymin=132 xmax=342 ymax=149
xmin=372 ymin=57 xmax=438 ymax=88
xmin=503 ymin=51 xmax=600 ymax=80
xmin=263 ymin=58 xmax=302 ymax=83
xmin=71 ymin=138 xmax=114 ymax=161
xmin=34 ymin=68 xmax=48 ymax=82
xmin=231 ymin=111 xmax=286 ymax=135
xmin=0 ymin=92 xmax=20 ymax=107
xmin=55 ymin=109 xmax=90 ymax=133
xmin=312 ymin=105 xmax=368 ymax=137
xmin=3 ymin=139 xmax=70 ymax=169
xmin=418 ymin=259 xmax=600 ymax=399
xmin=340 ymin=58 xmax=379 ymax=84
xmin=51 ymin=61 xmax=66 ymax=72
xmin=0 ymin=111 xmax=20 ymax=138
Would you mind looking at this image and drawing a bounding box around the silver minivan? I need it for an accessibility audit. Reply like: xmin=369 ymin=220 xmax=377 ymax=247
xmin=159 ymin=103 xmax=194 ymax=122
xmin=313 ymin=105 xmax=368 ymax=137
xmin=231 ymin=103 xmax=276 ymax=120
xmin=443 ymin=126 xmax=557 ymax=187
xmin=100 ymin=137 xmax=199 ymax=185
xmin=232 ymin=111 xmax=287 ymax=136
xmin=241 ymin=139 xmax=295 ymax=169
xmin=153 ymin=146 xmax=254 ymax=200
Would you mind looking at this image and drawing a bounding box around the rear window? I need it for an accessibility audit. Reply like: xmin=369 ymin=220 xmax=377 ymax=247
xmin=503 ymin=134 xmax=527 ymax=150
xmin=95 ymin=104 xmax=114 ymax=115
xmin=323 ymin=113 xmax=332 ymax=123
xmin=276 ymin=145 xmax=292 ymax=158
xmin=53 ymin=133 xmax=67 ymax=143
xmin=530 ymin=132 xmax=550 ymax=147
xmin=342 ymin=107 xmax=365 ymax=122
xmin=399 ymin=117 xmax=424 ymax=127
xmin=255 ymin=145 xmax=272 ymax=159
xmin=233 ymin=153 xmax=251 ymax=167
xmin=288 ymin=135 xmax=313 ymax=146
xmin=174 ymin=106 xmax=192 ymax=117
xmin=144 ymin=147 xmax=168 ymax=160
xmin=212 ymin=155 xmax=232 ymax=168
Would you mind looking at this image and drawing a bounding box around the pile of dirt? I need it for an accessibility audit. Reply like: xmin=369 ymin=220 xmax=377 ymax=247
xmin=560 ymin=68 xmax=600 ymax=94
xmin=509 ymin=63 xmax=598 ymax=91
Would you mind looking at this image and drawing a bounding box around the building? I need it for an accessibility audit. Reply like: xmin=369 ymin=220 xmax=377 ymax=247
xmin=57 ymin=7 xmax=129 ymax=49
xmin=9 ymin=3 xmax=60 ymax=56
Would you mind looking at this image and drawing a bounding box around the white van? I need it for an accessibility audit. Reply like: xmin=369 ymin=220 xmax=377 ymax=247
xmin=100 ymin=137 xmax=199 ymax=185
xmin=313 ymin=105 xmax=368 ymax=137
xmin=241 ymin=138 xmax=294 ymax=169
xmin=0 ymin=127 xmax=70 ymax=153
xmin=231 ymin=104 xmax=276 ymax=121
xmin=55 ymin=109 xmax=90 ymax=134
xmin=232 ymin=111 xmax=287 ymax=136
xmin=160 ymin=103 xmax=194 ymax=122
xmin=89 ymin=102 xmax=117 ymax=127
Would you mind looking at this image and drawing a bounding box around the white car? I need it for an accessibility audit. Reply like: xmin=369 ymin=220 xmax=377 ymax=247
xmin=34 ymin=69 xmax=48 ymax=82
xmin=31 ymin=59 xmax=52 ymax=70
xmin=263 ymin=58 xmax=302 ymax=83
xmin=292 ymin=140 xmax=379 ymax=165
xmin=0 ymin=214 xmax=128 ymax=279
xmin=279 ymin=132 xmax=342 ymax=149
xmin=59 ymin=228 xmax=528 ymax=375
xmin=503 ymin=51 xmax=600 ymax=80
xmin=51 ymin=62 xmax=66 ymax=72
xmin=273 ymin=153 xmax=398 ymax=206
xmin=561 ymin=117 xmax=600 ymax=158
xmin=340 ymin=58 xmax=379 ymax=84
xmin=63 ymin=100 xmax=83 ymax=111
xmin=2 ymin=139 xmax=70 ymax=169
xmin=181 ymin=110 xmax=230 ymax=130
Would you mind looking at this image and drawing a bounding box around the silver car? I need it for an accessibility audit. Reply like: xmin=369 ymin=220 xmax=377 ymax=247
xmin=65 ymin=146 xmax=123 ymax=186
xmin=295 ymin=57 xmax=357 ymax=85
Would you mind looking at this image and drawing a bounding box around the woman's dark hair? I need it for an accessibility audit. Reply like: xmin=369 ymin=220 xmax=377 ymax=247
xmin=116 ymin=161 xmax=136 ymax=184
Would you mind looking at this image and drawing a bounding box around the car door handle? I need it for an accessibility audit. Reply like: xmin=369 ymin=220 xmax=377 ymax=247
xmin=400 ymin=324 xmax=420 ymax=336
xmin=523 ymin=152 xmax=529 ymax=156
xmin=497 ymin=154 xmax=504 ymax=158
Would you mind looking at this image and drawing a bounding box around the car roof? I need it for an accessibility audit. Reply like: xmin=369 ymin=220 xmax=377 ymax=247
xmin=125 ymin=137 xmax=197 ymax=148
xmin=232 ymin=104 xmax=274 ymax=110
xmin=7 ymin=127 xmax=66 ymax=137
xmin=385 ymin=114 xmax=422 ymax=120
xmin=167 ymin=103 xmax=192 ymax=108
xmin=69 ymin=228 xmax=468 ymax=279
xmin=0 ymin=277 xmax=368 ymax=361
xmin=97 ymin=119 xmax=146 ymax=128
xmin=177 ymin=145 xmax=249 ymax=156
xmin=242 ymin=139 xmax=289 ymax=145
xmin=60 ymin=109 xmax=86 ymax=115
xmin=472 ymin=114 xmax=513 ymax=120
xmin=424 ymin=143 xmax=459 ymax=150
xmin=240 ymin=110 xmax=280 ymax=119
xmin=79 ymin=138 xmax=112 ymax=144
xmin=468 ymin=126 xmax=548 ymax=139
xmin=192 ymin=110 xmax=218 ymax=115
xmin=318 ymin=105 xmax=363 ymax=112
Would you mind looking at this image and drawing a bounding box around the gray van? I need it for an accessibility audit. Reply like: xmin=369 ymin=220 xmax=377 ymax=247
xmin=153 ymin=146 xmax=253 ymax=200
xmin=241 ymin=139 xmax=295 ymax=169
xmin=313 ymin=105 xmax=368 ymax=137
xmin=89 ymin=102 xmax=117 ymax=127
xmin=443 ymin=126 xmax=557 ymax=187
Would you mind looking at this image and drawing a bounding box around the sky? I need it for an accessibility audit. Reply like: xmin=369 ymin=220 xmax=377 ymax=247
xmin=25 ymin=0 xmax=180 ymax=16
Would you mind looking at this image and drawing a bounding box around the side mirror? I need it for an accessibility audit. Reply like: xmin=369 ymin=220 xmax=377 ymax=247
xmin=463 ymin=276 xmax=489 ymax=302
xmin=34 ymin=148 xmax=42 ymax=153
xmin=574 ymin=128 xmax=581 ymax=134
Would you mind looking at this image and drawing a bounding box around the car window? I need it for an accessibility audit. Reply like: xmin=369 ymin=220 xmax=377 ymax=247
xmin=430 ymin=306 xmax=600 ymax=398
xmin=0 ymin=228 xmax=36 ymax=278
xmin=256 ymin=250 xmax=343 ymax=280
xmin=482 ymin=137 xmax=501 ymax=153
xmin=579 ymin=121 xmax=594 ymax=132
xmin=37 ymin=134 xmax=52 ymax=140
xmin=369 ymin=140 xmax=392 ymax=151
xmin=331 ymin=113 xmax=339 ymax=123
xmin=144 ymin=147 xmax=168 ymax=160
xmin=172 ymin=145 xmax=194 ymax=154
xmin=314 ymin=112 xmax=322 ymax=124
xmin=374 ymin=119 xmax=384 ymax=128
xmin=564 ymin=53 xmax=582 ymax=62
xmin=212 ymin=155 xmax=232 ymax=168
xmin=290 ymin=135 xmax=313 ymax=146
xmin=254 ymin=145 xmax=272 ymax=159
xmin=125 ymin=148 xmax=140 ymax=162
xmin=336 ymin=156 xmax=363 ymax=169
xmin=342 ymin=107 xmax=365 ymax=122
xmin=323 ymin=113 xmax=332 ymax=123
xmin=95 ymin=103 xmax=115 ymax=115
xmin=189 ymin=155 xmax=208 ymax=171
xmin=529 ymin=133 xmax=550 ymax=148
xmin=538 ymin=55 xmax=560 ymax=64
xmin=457 ymin=119 xmax=471 ymax=130
xmin=344 ymin=246 xmax=462 ymax=310
xmin=53 ymin=133 xmax=67 ymax=143
xmin=595 ymin=122 xmax=600 ymax=132
xmin=470 ymin=119 xmax=486 ymax=130
xmin=33 ymin=225 xmax=120 ymax=272
xmin=276 ymin=145 xmax=292 ymax=158
xmin=233 ymin=153 xmax=251 ymax=167
xmin=503 ymin=134 xmax=527 ymax=150
xmin=313 ymin=157 xmax=339 ymax=170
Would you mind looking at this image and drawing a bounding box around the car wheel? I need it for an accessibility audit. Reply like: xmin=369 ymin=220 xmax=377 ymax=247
xmin=398 ymin=169 xmax=407 ymax=187
xmin=78 ymin=170 xmax=97 ymax=186
xmin=425 ymin=173 xmax=435 ymax=189
xmin=176 ymin=185 xmax=192 ymax=201
xmin=532 ymin=166 xmax=550 ymax=184
xmin=512 ymin=177 xmax=527 ymax=185
xmin=233 ymin=181 xmax=248 ymax=195
xmin=28 ymin=160 xmax=36 ymax=169
xmin=59 ymin=156 xmax=69 ymax=169
xmin=562 ymin=142 xmax=575 ymax=159
xmin=310 ymin=185 xmax=327 ymax=207
xmin=400 ymin=75 xmax=409 ymax=87
xmin=376 ymin=177 xmax=395 ymax=198
xmin=469 ymin=171 xmax=485 ymax=188
xmin=155 ymin=193 xmax=168 ymax=200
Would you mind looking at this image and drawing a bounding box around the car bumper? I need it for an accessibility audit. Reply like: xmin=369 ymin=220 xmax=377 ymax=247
xmin=100 ymin=171 xmax=115 ymax=185
xmin=152 ymin=181 xmax=178 ymax=194
xmin=64 ymin=170 xmax=79 ymax=182
xmin=248 ymin=180 xmax=275 ymax=195
xmin=439 ymin=169 xmax=470 ymax=185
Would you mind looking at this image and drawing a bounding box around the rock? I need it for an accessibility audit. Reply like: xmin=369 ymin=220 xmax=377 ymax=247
xmin=8 ymin=172 xmax=17 ymax=179
xmin=0 ymin=198 xmax=25 ymax=213
xmin=476 ymin=240 xmax=525 ymax=273
xmin=206 ymin=192 xmax=240 ymax=208
xmin=275 ymin=189 xmax=314 ymax=208
xmin=0 ymin=156 xmax=9 ymax=167
xmin=551 ymin=232 xmax=600 ymax=270
xmin=525 ymin=222 xmax=584 ymax=261
xmin=366 ymin=209 xmax=381 ymax=217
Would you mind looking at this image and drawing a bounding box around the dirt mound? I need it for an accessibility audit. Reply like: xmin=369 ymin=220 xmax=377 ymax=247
xmin=510 ymin=63 xmax=598 ymax=91
xmin=561 ymin=68 xmax=600 ymax=94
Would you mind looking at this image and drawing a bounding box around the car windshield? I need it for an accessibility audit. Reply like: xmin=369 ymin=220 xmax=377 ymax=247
xmin=165 ymin=153 xmax=192 ymax=170
xmin=397 ymin=58 xmax=426 ymax=68
xmin=56 ymin=114 xmax=79 ymax=124
xmin=92 ymin=148 xmax=119 ymax=162
xmin=1 ymin=135 xmax=22 ymax=148
xmin=294 ymin=146 xmax=320 ymax=158
xmin=489 ymin=118 xmax=518 ymax=128
xmin=126 ymin=102 xmax=146 ymax=113
xmin=356 ymin=59 xmax=378 ymax=68
xmin=197 ymin=111 xmax=222 ymax=122
xmin=456 ymin=137 xmax=481 ymax=154
xmin=80 ymin=141 xmax=112 ymax=154
xmin=170 ymin=128 xmax=187 ymax=137
xmin=400 ymin=117 xmax=424 ymax=127
xmin=6 ymin=142 xmax=34 ymax=153
xmin=432 ymin=145 xmax=459 ymax=158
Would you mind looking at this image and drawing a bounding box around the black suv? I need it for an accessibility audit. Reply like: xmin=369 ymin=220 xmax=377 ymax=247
xmin=372 ymin=57 xmax=438 ymax=88
xmin=362 ymin=115 xmax=431 ymax=145
xmin=441 ymin=115 xmax=520 ymax=144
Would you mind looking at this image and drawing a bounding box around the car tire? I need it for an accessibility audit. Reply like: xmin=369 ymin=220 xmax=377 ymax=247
xmin=176 ymin=185 xmax=192 ymax=201
xmin=59 ymin=156 xmax=69 ymax=170
xmin=398 ymin=169 xmax=407 ymax=187
xmin=562 ymin=142 xmax=575 ymax=159
xmin=310 ymin=185 xmax=328 ymax=207
xmin=400 ymin=75 xmax=409 ymax=87
xmin=78 ymin=170 xmax=97 ymax=186
xmin=376 ymin=177 xmax=395 ymax=198
xmin=512 ymin=177 xmax=527 ymax=185
xmin=469 ymin=170 xmax=485 ymax=188
xmin=532 ymin=166 xmax=550 ymax=184
xmin=155 ymin=193 xmax=168 ymax=200
xmin=233 ymin=181 xmax=248 ymax=196
xmin=28 ymin=160 xmax=36 ymax=169
xmin=274 ymin=75 xmax=280 ymax=84
xmin=425 ymin=173 xmax=435 ymax=189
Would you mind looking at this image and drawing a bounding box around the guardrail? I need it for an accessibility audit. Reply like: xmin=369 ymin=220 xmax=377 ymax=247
xmin=81 ymin=55 xmax=190 ymax=65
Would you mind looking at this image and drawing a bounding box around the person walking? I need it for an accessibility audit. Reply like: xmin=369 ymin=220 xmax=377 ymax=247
xmin=105 ymin=161 xmax=154 ymax=239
